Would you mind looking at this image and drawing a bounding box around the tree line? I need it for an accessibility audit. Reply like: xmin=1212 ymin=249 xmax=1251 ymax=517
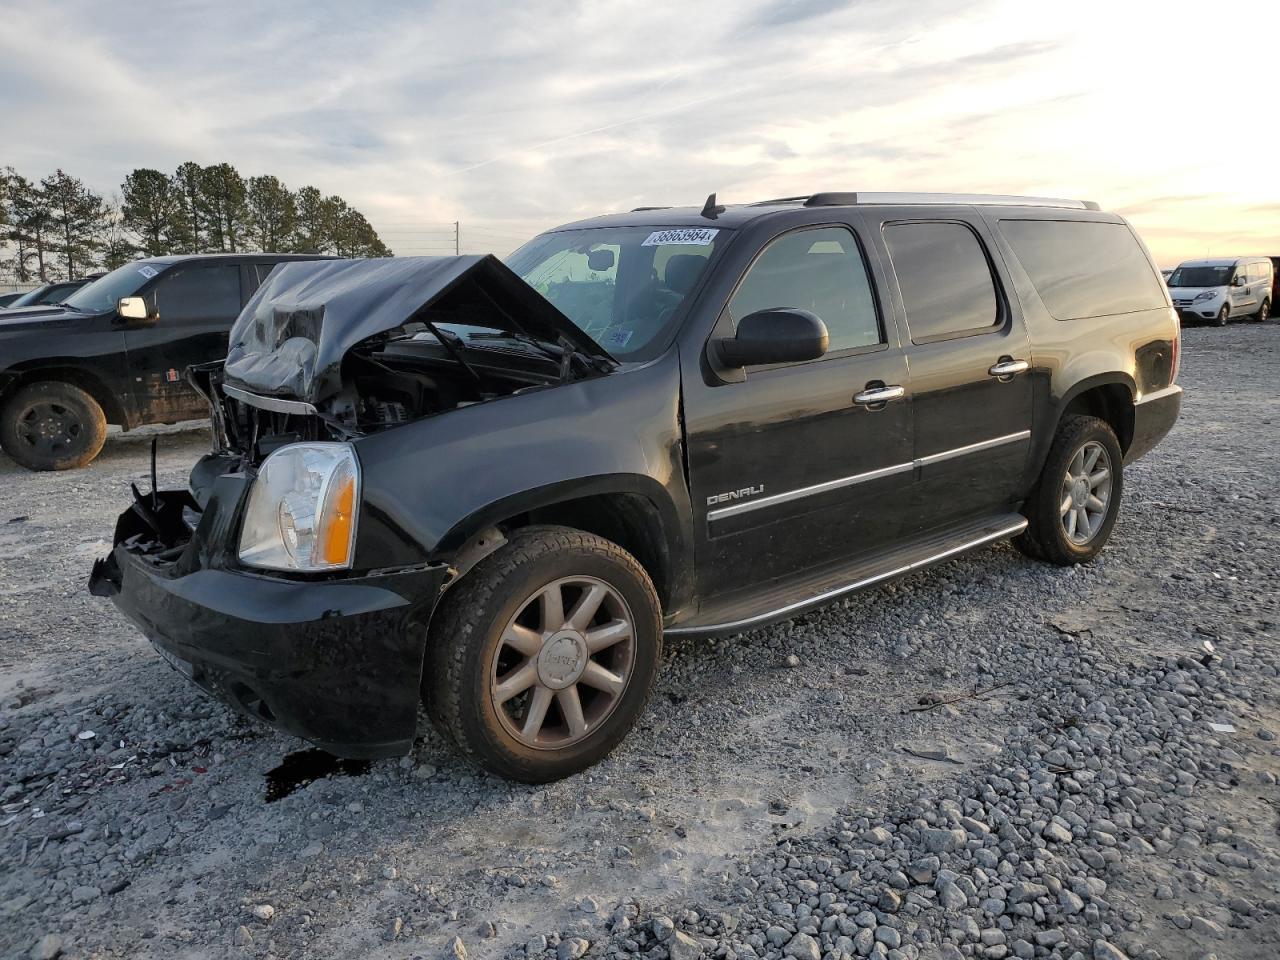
xmin=1 ymin=162 xmax=392 ymax=283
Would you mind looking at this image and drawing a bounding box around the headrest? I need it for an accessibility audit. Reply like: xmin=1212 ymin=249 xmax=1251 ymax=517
xmin=663 ymin=255 xmax=705 ymax=295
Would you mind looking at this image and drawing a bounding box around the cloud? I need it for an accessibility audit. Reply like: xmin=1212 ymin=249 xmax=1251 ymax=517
xmin=1 ymin=0 xmax=1276 ymax=263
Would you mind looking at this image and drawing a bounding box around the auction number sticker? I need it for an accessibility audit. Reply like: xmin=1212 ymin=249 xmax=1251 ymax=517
xmin=641 ymin=228 xmax=718 ymax=247
xmin=137 ymin=265 xmax=159 ymax=279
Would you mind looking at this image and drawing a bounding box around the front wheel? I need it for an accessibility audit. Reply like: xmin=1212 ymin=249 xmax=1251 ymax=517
xmin=424 ymin=525 xmax=662 ymax=782
xmin=1215 ymin=304 xmax=1230 ymax=326
xmin=0 ymin=380 xmax=108 ymax=471
xmin=1014 ymin=416 xmax=1124 ymax=566
xmin=1256 ymin=298 xmax=1270 ymax=322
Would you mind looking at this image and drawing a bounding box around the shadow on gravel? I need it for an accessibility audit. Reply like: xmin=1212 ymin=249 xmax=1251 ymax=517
xmin=264 ymin=748 xmax=372 ymax=802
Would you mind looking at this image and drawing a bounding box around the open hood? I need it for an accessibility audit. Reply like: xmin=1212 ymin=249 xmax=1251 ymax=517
xmin=224 ymin=256 xmax=614 ymax=404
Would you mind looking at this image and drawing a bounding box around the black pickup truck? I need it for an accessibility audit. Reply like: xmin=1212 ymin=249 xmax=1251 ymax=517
xmin=91 ymin=192 xmax=1182 ymax=782
xmin=0 ymin=253 xmax=327 ymax=470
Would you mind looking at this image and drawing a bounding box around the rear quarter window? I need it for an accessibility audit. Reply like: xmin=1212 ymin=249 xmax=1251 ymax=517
xmin=998 ymin=219 xmax=1166 ymax=320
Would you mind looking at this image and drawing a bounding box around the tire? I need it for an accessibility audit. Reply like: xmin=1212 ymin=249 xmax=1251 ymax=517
xmin=1215 ymin=304 xmax=1230 ymax=326
xmin=1256 ymin=298 xmax=1270 ymax=322
xmin=1014 ymin=415 xmax=1124 ymax=567
xmin=0 ymin=380 xmax=108 ymax=471
xmin=424 ymin=525 xmax=662 ymax=782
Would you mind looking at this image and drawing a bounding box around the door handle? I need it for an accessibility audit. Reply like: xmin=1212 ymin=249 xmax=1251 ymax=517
xmin=988 ymin=359 xmax=1029 ymax=380
xmin=852 ymin=385 xmax=905 ymax=407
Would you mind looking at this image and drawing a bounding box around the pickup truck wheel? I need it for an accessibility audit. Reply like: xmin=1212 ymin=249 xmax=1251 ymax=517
xmin=1015 ymin=415 xmax=1123 ymax=566
xmin=0 ymin=381 xmax=108 ymax=471
xmin=425 ymin=525 xmax=662 ymax=782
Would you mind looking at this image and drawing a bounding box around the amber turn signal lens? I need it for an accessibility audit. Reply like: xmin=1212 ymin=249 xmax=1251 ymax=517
xmin=318 ymin=474 xmax=356 ymax=566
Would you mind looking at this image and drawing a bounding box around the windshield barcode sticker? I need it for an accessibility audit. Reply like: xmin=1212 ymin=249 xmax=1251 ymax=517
xmin=641 ymin=228 xmax=718 ymax=247
xmin=137 ymin=265 xmax=159 ymax=279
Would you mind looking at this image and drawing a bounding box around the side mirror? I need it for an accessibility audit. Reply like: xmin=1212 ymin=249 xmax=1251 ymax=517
xmin=714 ymin=308 xmax=829 ymax=368
xmin=1232 ymin=275 xmax=1246 ymax=287
xmin=117 ymin=296 xmax=151 ymax=320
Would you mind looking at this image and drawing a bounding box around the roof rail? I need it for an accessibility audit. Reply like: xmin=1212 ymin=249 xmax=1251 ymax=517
xmin=630 ymin=205 xmax=672 ymax=212
xmin=802 ymin=192 xmax=1100 ymax=211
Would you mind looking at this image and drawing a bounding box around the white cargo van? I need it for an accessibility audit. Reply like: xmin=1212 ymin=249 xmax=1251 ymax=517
xmin=1167 ymin=256 xmax=1273 ymax=325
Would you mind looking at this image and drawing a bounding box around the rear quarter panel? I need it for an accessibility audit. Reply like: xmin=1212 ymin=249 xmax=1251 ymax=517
xmin=980 ymin=209 xmax=1179 ymax=479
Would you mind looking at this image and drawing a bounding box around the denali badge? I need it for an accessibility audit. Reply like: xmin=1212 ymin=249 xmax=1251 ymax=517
xmin=707 ymin=484 xmax=765 ymax=507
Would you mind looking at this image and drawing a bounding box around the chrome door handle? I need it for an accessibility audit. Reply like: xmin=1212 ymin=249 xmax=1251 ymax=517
xmin=988 ymin=359 xmax=1029 ymax=379
xmin=853 ymin=385 xmax=905 ymax=406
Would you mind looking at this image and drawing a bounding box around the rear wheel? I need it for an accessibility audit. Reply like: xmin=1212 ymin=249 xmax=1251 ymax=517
xmin=425 ymin=525 xmax=662 ymax=782
xmin=1014 ymin=415 xmax=1124 ymax=566
xmin=0 ymin=380 xmax=107 ymax=471
xmin=1215 ymin=304 xmax=1230 ymax=326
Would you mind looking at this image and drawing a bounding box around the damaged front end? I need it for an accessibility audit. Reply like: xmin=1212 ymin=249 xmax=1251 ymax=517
xmin=87 ymin=255 xmax=610 ymax=757
xmin=206 ymin=254 xmax=615 ymax=466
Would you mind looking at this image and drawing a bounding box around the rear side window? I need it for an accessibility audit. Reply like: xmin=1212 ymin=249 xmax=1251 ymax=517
xmin=883 ymin=221 xmax=999 ymax=342
xmin=154 ymin=265 xmax=242 ymax=322
xmin=730 ymin=226 xmax=882 ymax=354
xmin=998 ymin=220 xmax=1166 ymax=320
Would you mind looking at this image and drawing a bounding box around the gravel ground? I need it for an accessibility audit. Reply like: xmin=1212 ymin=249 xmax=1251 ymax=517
xmin=1 ymin=322 xmax=1277 ymax=960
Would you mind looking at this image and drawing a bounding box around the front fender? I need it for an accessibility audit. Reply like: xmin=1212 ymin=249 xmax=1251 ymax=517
xmin=349 ymin=353 xmax=693 ymax=587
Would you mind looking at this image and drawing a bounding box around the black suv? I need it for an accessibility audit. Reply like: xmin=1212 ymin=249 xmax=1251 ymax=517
xmin=91 ymin=193 xmax=1182 ymax=782
xmin=0 ymin=253 xmax=328 ymax=470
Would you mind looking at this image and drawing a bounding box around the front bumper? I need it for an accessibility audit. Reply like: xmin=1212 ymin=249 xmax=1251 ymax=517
xmin=1173 ymin=300 xmax=1220 ymax=321
xmin=90 ymin=483 xmax=448 ymax=759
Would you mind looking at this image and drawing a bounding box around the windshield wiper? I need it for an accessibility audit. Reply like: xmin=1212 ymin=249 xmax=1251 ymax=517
xmin=423 ymin=323 xmax=486 ymax=391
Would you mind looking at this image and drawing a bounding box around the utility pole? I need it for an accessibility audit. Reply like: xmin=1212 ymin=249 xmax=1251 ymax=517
xmin=454 ymin=221 xmax=460 ymax=256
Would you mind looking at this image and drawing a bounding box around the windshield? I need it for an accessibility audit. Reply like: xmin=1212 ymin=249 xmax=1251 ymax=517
xmin=62 ymin=261 xmax=169 ymax=313
xmin=507 ymin=225 xmax=726 ymax=360
xmin=6 ymin=287 xmax=50 ymax=308
xmin=1167 ymin=265 xmax=1232 ymax=287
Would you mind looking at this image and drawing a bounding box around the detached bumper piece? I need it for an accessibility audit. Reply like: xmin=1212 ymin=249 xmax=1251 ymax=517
xmin=90 ymin=479 xmax=447 ymax=759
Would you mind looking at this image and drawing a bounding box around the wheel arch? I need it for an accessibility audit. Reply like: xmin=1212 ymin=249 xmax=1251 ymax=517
xmin=1054 ymin=374 xmax=1136 ymax=454
xmin=0 ymin=362 xmax=131 ymax=428
xmin=436 ymin=474 xmax=691 ymax=614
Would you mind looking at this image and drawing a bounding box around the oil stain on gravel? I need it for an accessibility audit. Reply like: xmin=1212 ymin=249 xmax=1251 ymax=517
xmin=264 ymin=748 xmax=371 ymax=802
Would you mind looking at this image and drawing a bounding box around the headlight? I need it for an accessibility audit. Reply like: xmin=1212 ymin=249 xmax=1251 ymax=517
xmin=239 ymin=443 xmax=360 ymax=571
xmin=1193 ymin=290 xmax=1217 ymax=302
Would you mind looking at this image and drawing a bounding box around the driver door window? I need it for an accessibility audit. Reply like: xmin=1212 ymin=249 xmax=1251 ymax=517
xmin=152 ymin=265 xmax=242 ymax=322
xmin=729 ymin=226 xmax=882 ymax=356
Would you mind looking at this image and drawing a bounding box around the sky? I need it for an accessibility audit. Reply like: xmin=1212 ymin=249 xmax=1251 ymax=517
xmin=2 ymin=0 xmax=1277 ymax=267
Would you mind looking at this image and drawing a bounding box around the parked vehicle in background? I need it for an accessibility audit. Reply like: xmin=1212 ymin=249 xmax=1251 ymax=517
xmin=0 ymin=254 xmax=330 ymax=471
xmin=92 ymin=191 xmax=1182 ymax=783
xmin=1 ymin=274 xmax=104 ymax=310
xmin=1161 ymin=268 xmax=1174 ymax=282
xmin=1167 ymin=256 xmax=1272 ymax=325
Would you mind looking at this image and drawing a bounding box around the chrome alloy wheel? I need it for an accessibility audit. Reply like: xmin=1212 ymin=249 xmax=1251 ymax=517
xmin=489 ymin=576 xmax=635 ymax=749
xmin=1060 ymin=440 xmax=1113 ymax=545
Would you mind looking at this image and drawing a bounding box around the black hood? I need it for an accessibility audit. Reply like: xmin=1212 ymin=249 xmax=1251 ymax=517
xmin=0 ymin=305 xmax=81 ymax=330
xmin=223 ymin=256 xmax=615 ymax=404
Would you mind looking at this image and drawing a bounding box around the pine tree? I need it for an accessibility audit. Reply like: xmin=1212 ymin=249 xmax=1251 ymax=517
xmin=121 ymin=168 xmax=178 ymax=256
xmin=332 ymin=206 xmax=392 ymax=258
xmin=291 ymin=185 xmax=333 ymax=253
xmin=42 ymin=169 xmax=108 ymax=279
xmin=6 ymin=170 xmax=54 ymax=281
xmin=170 ymin=161 xmax=205 ymax=253
xmin=246 ymin=175 xmax=297 ymax=252
xmin=198 ymin=163 xmax=248 ymax=252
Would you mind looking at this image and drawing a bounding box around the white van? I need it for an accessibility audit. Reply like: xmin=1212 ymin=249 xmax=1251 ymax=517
xmin=1167 ymin=256 xmax=1273 ymax=325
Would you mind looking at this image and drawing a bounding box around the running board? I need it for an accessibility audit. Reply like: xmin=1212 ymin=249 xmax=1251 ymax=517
xmin=665 ymin=514 xmax=1027 ymax=639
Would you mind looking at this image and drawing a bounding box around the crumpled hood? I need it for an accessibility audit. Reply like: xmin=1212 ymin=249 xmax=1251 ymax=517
xmin=224 ymin=256 xmax=614 ymax=404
